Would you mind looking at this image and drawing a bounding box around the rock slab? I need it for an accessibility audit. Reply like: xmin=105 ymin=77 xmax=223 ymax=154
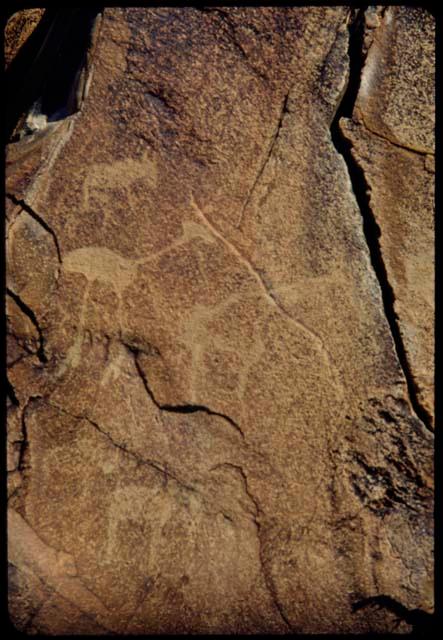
xmin=6 ymin=7 xmax=434 ymax=634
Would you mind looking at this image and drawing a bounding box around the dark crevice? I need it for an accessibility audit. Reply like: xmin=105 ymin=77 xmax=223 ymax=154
xmin=4 ymin=8 xmax=103 ymax=142
xmin=6 ymin=193 xmax=62 ymax=262
xmin=330 ymin=8 xmax=433 ymax=434
xmin=352 ymin=595 xmax=435 ymax=635
xmin=18 ymin=407 xmax=29 ymax=473
xmin=6 ymin=288 xmax=47 ymax=364
xmin=6 ymin=378 xmax=20 ymax=406
xmin=336 ymin=8 xmax=367 ymax=118
xmin=12 ymin=396 xmax=41 ymax=481
xmin=127 ymin=345 xmax=245 ymax=441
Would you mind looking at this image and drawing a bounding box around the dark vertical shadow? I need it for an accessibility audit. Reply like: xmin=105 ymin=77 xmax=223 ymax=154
xmin=4 ymin=7 xmax=103 ymax=144
xmin=330 ymin=7 xmax=433 ymax=433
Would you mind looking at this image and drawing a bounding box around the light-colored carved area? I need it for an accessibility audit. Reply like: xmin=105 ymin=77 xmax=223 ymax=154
xmin=6 ymin=6 xmax=434 ymax=634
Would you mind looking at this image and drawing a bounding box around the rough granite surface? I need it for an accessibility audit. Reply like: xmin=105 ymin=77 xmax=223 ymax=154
xmin=6 ymin=7 xmax=434 ymax=634
xmin=4 ymin=9 xmax=45 ymax=69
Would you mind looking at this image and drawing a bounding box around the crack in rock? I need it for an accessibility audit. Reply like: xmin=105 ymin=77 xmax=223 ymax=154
xmin=329 ymin=8 xmax=433 ymax=434
xmin=352 ymin=595 xmax=434 ymax=635
xmin=8 ymin=395 xmax=43 ymax=502
xmin=46 ymin=401 xmax=196 ymax=493
xmin=7 ymin=377 xmax=20 ymax=406
xmin=17 ymin=401 xmax=30 ymax=473
xmin=6 ymin=288 xmax=48 ymax=364
xmin=127 ymin=344 xmax=245 ymax=441
xmin=237 ymin=89 xmax=290 ymax=228
xmin=6 ymin=192 xmax=62 ymax=262
xmin=210 ymin=462 xmax=293 ymax=632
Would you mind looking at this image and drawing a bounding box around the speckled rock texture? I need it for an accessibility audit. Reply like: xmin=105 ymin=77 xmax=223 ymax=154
xmin=340 ymin=6 xmax=435 ymax=428
xmin=4 ymin=9 xmax=45 ymax=69
xmin=6 ymin=7 xmax=434 ymax=634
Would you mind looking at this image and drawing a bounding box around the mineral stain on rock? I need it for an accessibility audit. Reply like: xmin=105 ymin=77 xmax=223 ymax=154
xmin=5 ymin=6 xmax=434 ymax=634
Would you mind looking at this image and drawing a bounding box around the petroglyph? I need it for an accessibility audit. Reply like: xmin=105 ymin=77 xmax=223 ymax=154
xmin=189 ymin=192 xmax=344 ymax=399
xmin=82 ymin=151 xmax=158 ymax=212
xmin=63 ymin=247 xmax=137 ymax=292
xmin=57 ymin=282 xmax=91 ymax=375
xmin=60 ymin=222 xmax=218 ymax=375
xmin=7 ymin=6 xmax=434 ymax=635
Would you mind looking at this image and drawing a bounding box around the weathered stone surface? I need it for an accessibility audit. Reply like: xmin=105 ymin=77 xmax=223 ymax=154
xmin=340 ymin=6 xmax=435 ymax=428
xmin=4 ymin=9 xmax=45 ymax=69
xmin=6 ymin=7 xmax=434 ymax=634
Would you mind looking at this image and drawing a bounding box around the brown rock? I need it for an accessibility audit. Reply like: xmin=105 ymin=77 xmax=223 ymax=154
xmin=6 ymin=7 xmax=434 ymax=634
xmin=4 ymin=9 xmax=45 ymax=69
xmin=352 ymin=7 xmax=434 ymax=154
xmin=340 ymin=6 xmax=435 ymax=426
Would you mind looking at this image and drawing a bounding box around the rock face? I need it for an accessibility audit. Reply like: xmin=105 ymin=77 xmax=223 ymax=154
xmin=4 ymin=9 xmax=45 ymax=69
xmin=340 ymin=6 xmax=435 ymax=428
xmin=6 ymin=7 xmax=434 ymax=634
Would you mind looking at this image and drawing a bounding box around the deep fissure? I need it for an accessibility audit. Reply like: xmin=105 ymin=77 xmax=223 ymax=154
xmin=128 ymin=346 xmax=244 ymax=440
xmin=330 ymin=8 xmax=433 ymax=433
xmin=6 ymin=288 xmax=48 ymax=364
xmin=6 ymin=378 xmax=20 ymax=406
xmin=352 ymin=595 xmax=434 ymax=634
xmin=5 ymin=8 xmax=102 ymax=142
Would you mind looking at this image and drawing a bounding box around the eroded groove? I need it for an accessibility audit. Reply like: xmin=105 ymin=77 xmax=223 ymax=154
xmin=330 ymin=8 xmax=434 ymax=434
xmin=128 ymin=346 xmax=245 ymax=441
xmin=10 ymin=395 xmax=41 ymax=493
xmin=6 ymin=192 xmax=62 ymax=262
xmin=237 ymin=90 xmax=290 ymax=228
xmin=210 ymin=462 xmax=292 ymax=631
xmin=357 ymin=114 xmax=431 ymax=157
xmin=6 ymin=288 xmax=48 ymax=364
